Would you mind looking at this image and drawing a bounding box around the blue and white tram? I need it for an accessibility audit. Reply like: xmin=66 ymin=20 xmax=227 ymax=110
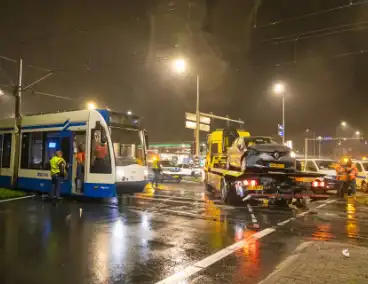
xmin=0 ymin=109 xmax=150 ymax=198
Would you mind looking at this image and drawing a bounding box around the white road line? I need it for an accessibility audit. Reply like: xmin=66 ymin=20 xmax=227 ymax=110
xmin=296 ymin=210 xmax=311 ymax=217
xmin=0 ymin=195 xmax=35 ymax=203
xmin=277 ymin=218 xmax=295 ymax=226
xmin=155 ymin=197 xmax=336 ymax=284
xmin=149 ymin=194 xmax=205 ymax=202
xmin=155 ymin=228 xmax=276 ymax=284
xmin=247 ymin=204 xmax=259 ymax=227
xmin=316 ymin=198 xmax=336 ymax=209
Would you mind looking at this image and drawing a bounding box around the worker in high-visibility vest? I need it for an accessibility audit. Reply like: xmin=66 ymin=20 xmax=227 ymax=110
xmin=49 ymin=149 xmax=66 ymax=199
xmin=336 ymin=158 xmax=358 ymax=197
xmin=152 ymin=157 xmax=161 ymax=188
xmin=346 ymin=159 xmax=358 ymax=196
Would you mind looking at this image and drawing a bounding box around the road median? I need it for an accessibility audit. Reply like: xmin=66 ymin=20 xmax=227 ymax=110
xmin=259 ymin=241 xmax=368 ymax=284
xmin=0 ymin=188 xmax=26 ymax=200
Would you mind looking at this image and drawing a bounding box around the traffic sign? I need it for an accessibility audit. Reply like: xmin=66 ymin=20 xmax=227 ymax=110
xmin=185 ymin=112 xmax=211 ymax=124
xmin=278 ymin=131 xmax=284 ymax=137
xmin=185 ymin=120 xmax=210 ymax=132
xmin=278 ymin=124 xmax=284 ymax=131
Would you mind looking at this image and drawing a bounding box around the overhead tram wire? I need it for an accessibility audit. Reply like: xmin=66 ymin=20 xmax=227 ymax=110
xmin=0 ymin=54 xmax=52 ymax=73
xmin=0 ymin=52 xmax=171 ymax=103
xmin=257 ymin=0 xmax=368 ymax=28
xmin=261 ymin=21 xmax=368 ymax=44
xmin=255 ymin=48 xmax=368 ymax=70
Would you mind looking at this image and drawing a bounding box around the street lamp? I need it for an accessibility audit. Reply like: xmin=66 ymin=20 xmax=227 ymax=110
xmin=173 ymin=58 xmax=200 ymax=157
xmin=87 ymin=102 xmax=96 ymax=110
xmin=0 ymin=89 xmax=4 ymax=96
xmin=355 ymin=130 xmax=360 ymax=136
xmin=173 ymin=58 xmax=187 ymax=74
xmin=127 ymin=110 xmax=132 ymax=116
xmin=273 ymin=82 xmax=286 ymax=144
xmin=341 ymin=121 xmax=347 ymax=127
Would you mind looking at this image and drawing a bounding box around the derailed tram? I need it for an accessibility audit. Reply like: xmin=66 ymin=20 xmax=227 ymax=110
xmin=0 ymin=109 xmax=150 ymax=198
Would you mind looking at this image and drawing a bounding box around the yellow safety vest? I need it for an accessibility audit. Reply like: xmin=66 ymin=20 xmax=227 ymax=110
xmin=50 ymin=156 xmax=66 ymax=176
xmin=152 ymin=160 xmax=159 ymax=169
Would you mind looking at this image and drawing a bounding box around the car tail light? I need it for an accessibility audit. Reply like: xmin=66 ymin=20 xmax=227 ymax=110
xmin=243 ymin=179 xmax=258 ymax=186
xmin=312 ymin=180 xmax=325 ymax=188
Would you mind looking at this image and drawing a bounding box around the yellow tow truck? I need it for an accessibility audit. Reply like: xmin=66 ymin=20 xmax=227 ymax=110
xmin=204 ymin=127 xmax=328 ymax=205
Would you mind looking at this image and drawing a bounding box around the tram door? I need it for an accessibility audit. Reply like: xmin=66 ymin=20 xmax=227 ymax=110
xmin=45 ymin=131 xmax=74 ymax=195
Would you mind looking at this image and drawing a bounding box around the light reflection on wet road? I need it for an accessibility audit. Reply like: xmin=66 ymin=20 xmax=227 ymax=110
xmin=1 ymin=182 xmax=368 ymax=284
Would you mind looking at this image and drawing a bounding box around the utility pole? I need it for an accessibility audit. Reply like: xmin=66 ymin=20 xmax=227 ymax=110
xmin=195 ymin=75 xmax=200 ymax=157
xmin=282 ymin=94 xmax=285 ymax=144
xmin=12 ymin=57 xmax=23 ymax=187
xmin=14 ymin=58 xmax=23 ymax=118
xmin=10 ymin=57 xmax=53 ymax=187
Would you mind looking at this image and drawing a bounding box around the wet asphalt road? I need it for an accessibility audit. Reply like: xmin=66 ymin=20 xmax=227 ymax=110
xmin=1 ymin=182 xmax=368 ymax=284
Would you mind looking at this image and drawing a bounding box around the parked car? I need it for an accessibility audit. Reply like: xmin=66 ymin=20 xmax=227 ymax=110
xmin=226 ymin=136 xmax=296 ymax=172
xmin=176 ymin=164 xmax=202 ymax=177
xmin=297 ymin=158 xmax=338 ymax=190
xmin=353 ymin=160 xmax=368 ymax=191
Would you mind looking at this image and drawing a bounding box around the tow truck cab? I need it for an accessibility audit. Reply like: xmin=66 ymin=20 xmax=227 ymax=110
xmin=206 ymin=128 xmax=250 ymax=170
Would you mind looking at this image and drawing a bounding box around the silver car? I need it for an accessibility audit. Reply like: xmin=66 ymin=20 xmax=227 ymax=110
xmin=227 ymin=136 xmax=296 ymax=172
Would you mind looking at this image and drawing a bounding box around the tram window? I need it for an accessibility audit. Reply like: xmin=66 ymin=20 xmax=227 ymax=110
xmin=21 ymin=133 xmax=30 ymax=169
xmin=21 ymin=132 xmax=45 ymax=169
xmin=2 ymin=134 xmax=12 ymax=168
xmin=30 ymin=132 xmax=44 ymax=169
xmin=90 ymin=128 xmax=112 ymax=174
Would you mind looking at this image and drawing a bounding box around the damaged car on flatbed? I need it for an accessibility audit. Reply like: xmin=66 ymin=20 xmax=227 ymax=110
xmin=204 ymin=128 xmax=328 ymax=206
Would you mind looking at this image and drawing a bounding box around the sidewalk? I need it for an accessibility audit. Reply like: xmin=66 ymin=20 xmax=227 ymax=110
xmin=259 ymin=241 xmax=368 ymax=284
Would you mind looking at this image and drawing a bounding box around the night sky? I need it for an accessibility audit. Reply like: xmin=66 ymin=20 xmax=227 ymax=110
xmin=0 ymin=0 xmax=368 ymax=148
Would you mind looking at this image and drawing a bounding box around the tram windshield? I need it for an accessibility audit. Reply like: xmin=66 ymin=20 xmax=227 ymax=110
xmin=111 ymin=127 xmax=146 ymax=166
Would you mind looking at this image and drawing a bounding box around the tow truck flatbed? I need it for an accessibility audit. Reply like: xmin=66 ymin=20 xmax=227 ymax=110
xmin=208 ymin=167 xmax=326 ymax=179
xmin=205 ymin=167 xmax=329 ymax=205
xmin=204 ymin=128 xmax=329 ymax=206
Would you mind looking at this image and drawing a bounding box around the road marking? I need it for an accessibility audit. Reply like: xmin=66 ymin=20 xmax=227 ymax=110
xmin=277 ymin=218 xmax=295 ymax=226
xmin=155 ymin=228 xmax=276 ymax=284
xmin=247 ymin=204 xmax=259 ymax=228
xmin=0 ymin=195 xmax=35 ymax=203
xmin=155 ymin=197 xmax=336 ymax=284
xmin=149 ymin=194 xmax=205 ymax=202
xmin=316 ymin=198 xmax=336 ymax=208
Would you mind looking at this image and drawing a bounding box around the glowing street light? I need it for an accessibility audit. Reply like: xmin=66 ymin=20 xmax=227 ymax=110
xmin=87 ymin=102 xmax=96 ymax=110
xmin=127 ymin=110 xmax=132 ymax=115
xmin=273 ymin=82 xmax=286 ymax=144
xmin=173 ymin=58 xmax=187 ymax=74
xmin=341 ymin=121 xmax=347 ymax=127
xmin=273 ymin=82 xmax=285 ymax=95
xmin=0 ymin=89 xmax=4 ymax=96
xmin=356 ymin=130 xmax=361 ymax=136
xmin=172 ymin=58 xmax=200 ymax=157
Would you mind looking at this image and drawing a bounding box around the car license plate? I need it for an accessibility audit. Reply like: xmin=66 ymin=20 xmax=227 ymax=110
xmin=247 ymin=185 xmax=264 ymax=190
xmin=269 ymin=163 xmax=285 ymax=169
